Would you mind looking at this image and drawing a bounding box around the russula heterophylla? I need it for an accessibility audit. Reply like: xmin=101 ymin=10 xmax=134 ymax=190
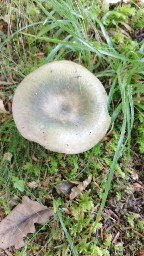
xmin=12 ymin=60 xmax=111 ymax=154
xmin=102 ymin=0 xmax=129 ymax=11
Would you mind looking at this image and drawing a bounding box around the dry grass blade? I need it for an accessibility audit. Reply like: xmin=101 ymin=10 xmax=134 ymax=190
xmin=0 ymin=196 xmax=54 ymax=250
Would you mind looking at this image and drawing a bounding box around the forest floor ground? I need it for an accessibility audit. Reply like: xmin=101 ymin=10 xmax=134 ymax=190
xmin=0 ymin=1 xmax=144 ymax=255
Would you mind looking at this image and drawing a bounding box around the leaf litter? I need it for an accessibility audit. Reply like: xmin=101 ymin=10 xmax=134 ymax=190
xmin=0 ymin=196 xmax=54 ymax=250
xmin=55 ymin=175 xmax=92 ymax=200
xmin=56 ymin=181 xmax=74 ymax=195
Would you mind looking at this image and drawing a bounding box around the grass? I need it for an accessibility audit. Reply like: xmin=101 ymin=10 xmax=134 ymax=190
xmin=0 ymin=0 xmax=144 ymax=255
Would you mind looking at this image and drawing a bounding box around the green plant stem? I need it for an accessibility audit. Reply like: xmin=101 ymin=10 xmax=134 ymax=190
xmin=56 ymin=207 xmax=78 ymax=256
xmin=95 ymin=118 xmax=126 ymax=225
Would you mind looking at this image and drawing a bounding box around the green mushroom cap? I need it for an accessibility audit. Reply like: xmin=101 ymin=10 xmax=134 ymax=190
xmin=12 ymin=60 xmax=111 ymax=154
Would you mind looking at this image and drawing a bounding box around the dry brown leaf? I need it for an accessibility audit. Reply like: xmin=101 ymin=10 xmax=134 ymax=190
xmin=136 ymin=251 xmax=144 ymax=256
xmin=0 ymin=99 xmax=9 ymax=114
xmin=62 ymin=207 xmax=72 ymax=215
xmin=56 ymin=181 xmax=74 ymax=195
xmin=0 ymin=196 xmax=54 ymax=250
xmin=69 ymin=175 xmax=92 ymax=200
xmin=133 ymin=183 xmax=143 ymax=191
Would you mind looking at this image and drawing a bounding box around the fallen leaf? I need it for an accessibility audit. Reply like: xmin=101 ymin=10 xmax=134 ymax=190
xmin=0 ymin=196 xmax=54 ymax=250
xmin=70 ymin=175 xmax=92 ymax=200
xmin=0 ymin=99 xmax=9 ymax=114
xmin=62 ymin=207 xmax=72 ymax=215
xmin=136 ymin=251 xmax=144 ymax=256
xmin=56 ymin=181 xmax=74 ymax=195
xmin=131 ymin=171 xmax=139 ymax=181
xmin=2 ymin=152 xmax=12 ymax=162
xmin=133 ymin=183 xmax=143 ymax=191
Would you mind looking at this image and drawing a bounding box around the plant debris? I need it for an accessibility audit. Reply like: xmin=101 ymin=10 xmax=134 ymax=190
xmin=2 ymin=152 xmax=12 ymax=162
xmin=55 ymin=181 xmax=74 ymax=195
xmin=0 ymin=196 xmax=54 ymax=250
xmin=55 ymin=176 xmax=92 ymax=199
xmin=0 ymin=99 xmax=9 ymax=114
xmin=69 ymin=175 xmax=92 ymax=200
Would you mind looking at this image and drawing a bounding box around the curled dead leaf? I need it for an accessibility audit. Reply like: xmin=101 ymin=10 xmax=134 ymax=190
xmin=56 ymin=181 xmax=74 ymax=195
xmin=0 ymin=196 xmax=54 ymax=250
xmin=62 ymin=207 xmax=72 ymax=215
xmin=70 ymin=175 xmax=92 ymax=200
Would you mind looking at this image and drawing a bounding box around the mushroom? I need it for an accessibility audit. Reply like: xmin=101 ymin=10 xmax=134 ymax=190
xmin=102 ymin=0 xmax=130 ymax=11
xmin=12 ymin=60 xmax=110 ymax=154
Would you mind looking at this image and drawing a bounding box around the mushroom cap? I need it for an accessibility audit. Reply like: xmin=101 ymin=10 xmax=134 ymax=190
xmin=103 ymin=0 xmax=121 ymax=3
xmin=12 ymin=60 xmax=111 ymax=154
